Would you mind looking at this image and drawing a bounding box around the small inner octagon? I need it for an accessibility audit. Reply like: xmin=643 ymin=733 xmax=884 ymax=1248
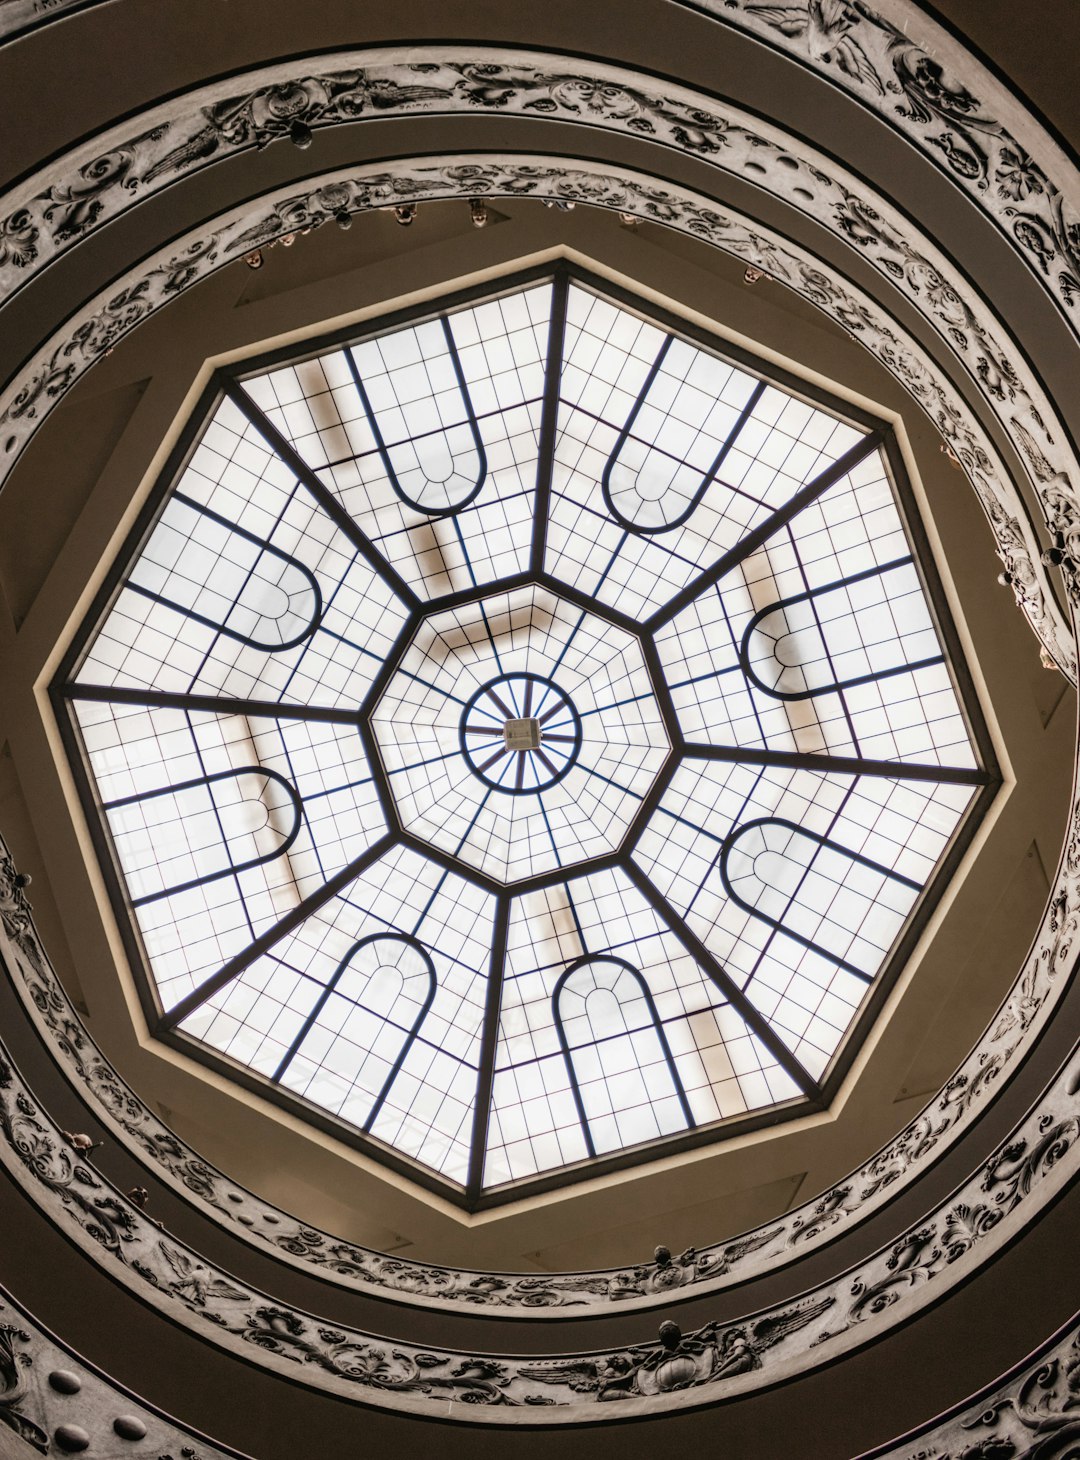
xmin=370 ymin=585 xmax=671 ymax=885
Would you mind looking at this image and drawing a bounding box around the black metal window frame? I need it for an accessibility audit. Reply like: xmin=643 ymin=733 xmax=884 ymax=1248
xmin=270 ymin=932 xmax=438 ymax=1135
xmin=343 ymin=317 xmax=489 ymax=519
xmin=553 ymin=954 xmax=698 ymax=1159
xmin=51 ymin=262 xmax=1000 ymax=1212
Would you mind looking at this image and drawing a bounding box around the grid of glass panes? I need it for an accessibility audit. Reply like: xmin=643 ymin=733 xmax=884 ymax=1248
xmin=370 ymin=585 xmax=670 ymax=883
xmin=484 ymin=869 xmax=801 ymax=1184
xmin=59 ymin=272 xmax=988 ymax=1194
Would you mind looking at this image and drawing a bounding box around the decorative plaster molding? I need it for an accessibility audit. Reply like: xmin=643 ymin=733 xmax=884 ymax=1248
xmin=695 ymin=1 xmax=1080 ymax=330
xmin=2 ymin=1262 xmax=1080 ymax=1458
xmin=0 ymin=49 xmax=1072 ymax=671
xmin=0 ymin=0 xmax=1075 ymax=1433
xmin=0 ymin=149 xmax=1072 ymax=683
xmin=1 ymin=925 xmax=1078 ymax=1418
xmin=863 ymin=1312 xmax=1080 ymax=1458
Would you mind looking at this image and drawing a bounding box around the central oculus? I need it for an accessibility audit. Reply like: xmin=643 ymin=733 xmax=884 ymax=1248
xmin=460 ymin=672 xmax=582 ymax=793
xmin=371 ymin=584 xmax=671 ymax=885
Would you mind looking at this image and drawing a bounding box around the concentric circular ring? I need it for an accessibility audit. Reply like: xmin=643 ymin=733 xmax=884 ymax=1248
xmin=459 ymin=672 xmax=582 ymax=794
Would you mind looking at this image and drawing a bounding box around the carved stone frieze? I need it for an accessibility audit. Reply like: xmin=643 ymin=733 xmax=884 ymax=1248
xmin=0 ymin=147 xmax=1071 ymax=681
xmin=867 ymin=1316 xmax=1080 ymax=1458
xmin=0 ymin=1318 xmax=48 ymax=1453
xmin=699 ymin=1 xmax=1080 ymax=327
xmin=0 ymin=958 xmax=1078 ymax=1418
xmin=2 ymin=136 xmax=1080 ymax=1298
xmin=7 ymin=2 xmax=1080 ymax=345
xmin=4 ymin=1184 xmax=1078 ymax=1457
xmin=0 ymin=1284 xmax=240 ymax=1460
xmin=0 ymin=20 xmax=1076 ymax=1331
xmin=0 ymin=49 xmax=1073 ymax=670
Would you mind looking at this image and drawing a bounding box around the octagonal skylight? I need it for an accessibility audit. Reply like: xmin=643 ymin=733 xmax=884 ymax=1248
xmin=56 ymin=266 xmax=995 ymax=1206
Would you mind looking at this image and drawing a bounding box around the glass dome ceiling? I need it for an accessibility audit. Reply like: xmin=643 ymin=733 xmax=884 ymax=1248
xmin=56 ymin=266 xmax=995 ymax=1206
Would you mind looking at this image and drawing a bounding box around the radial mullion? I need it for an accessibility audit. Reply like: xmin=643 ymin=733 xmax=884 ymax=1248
xmin=158 ymin=830 xmax=397 ymax=1031
xmin=223 ymin=377 xmax=421 ymax=613
xmin=465 ymin=891 xmax=512 ymax=1203
xmin=621 ymin=857 xmax=819 ymax=1098
xmin=646 ymin=429 xmax=886 ymax=633
xmin=681 ymin=743 xmax=989 ymax=786
xmin=63 ymin=682 xmax=367 ymax=726
xmin=529 ymin=271 xmax=570 ymax=577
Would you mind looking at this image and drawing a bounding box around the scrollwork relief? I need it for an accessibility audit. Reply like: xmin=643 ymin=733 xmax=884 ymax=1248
xmin=0 ymin=1320 xmax=48 ymax=1453
xmin=865 ymin=1316 xmax=1080 ymax=1457
xmin=5 ymin=0 xmax=1080 ymax=353
xmin=1 ymin=916 xmax=1079 ymax=1418
xmin=0 ymin=145 xmax=1071 ymax=680
xmin=0 ymin=49 xmax=1073 ymax=672
xmin=705 ymin=2 xmax=1080 ymax=320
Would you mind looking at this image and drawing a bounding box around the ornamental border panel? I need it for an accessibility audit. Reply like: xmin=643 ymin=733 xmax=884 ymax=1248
xmin=0 ymin=909 xmax=1078 ymax=1418
xmin=859 ymin=1312 xmax=1080 ymax=1459
xmin=0 ymin=48 xmax=1073 ymax=673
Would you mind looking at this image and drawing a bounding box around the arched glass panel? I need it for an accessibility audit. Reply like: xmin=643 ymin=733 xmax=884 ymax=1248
xmin=273 ymin=933 xmax=437 ymax=1132
xmin=739 ymin=557 xmax=943 ymax=700
xmin=553 ymin=956 xmax=694 ymax=1157
xmin=101 ymin=766 xmax=302 ymax=905
xmin=127 ymin=494 xmax=323 ymax=651
xmin=346 ymin=316 xmax=487 ymax=517
xmin=601 ymin=337 xmax=762 ymax=534
xmin=719 ymin=817 xmax=923 ymax=979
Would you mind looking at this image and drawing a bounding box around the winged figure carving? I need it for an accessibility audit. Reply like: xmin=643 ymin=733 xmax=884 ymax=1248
xmin=747 ymin=2 xmax=883 ymax=92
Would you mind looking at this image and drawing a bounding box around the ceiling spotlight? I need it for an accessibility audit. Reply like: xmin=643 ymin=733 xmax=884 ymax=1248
xmin=1041 ymin=646 xmax=1060 ymax=671
xmin=743 ymin=265 xmax=766 ymax=285
xmin=243 ymin=250 xmax=264 ymax=270
xmin=278 ymin=232 xmax=297 ymax=248
xmin=334 ymin=210 xmax=352 ymax=231
xmin=470 ymin=198 xmax=489 ymax=228
xmin=289 ymin=118 xmax=313 ymax=149
xmin=543 ymin=199 xmax=576 ymax=212
xmin=394 ymin=203 xmax=417 ymax=226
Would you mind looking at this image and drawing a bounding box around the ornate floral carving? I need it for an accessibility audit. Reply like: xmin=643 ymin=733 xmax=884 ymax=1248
xmin=0 ymin=141 xmax=1071 ymax=677
xmin=0 ymin=49 xmax=1074 ymax=666
xmin=0 ymin=1040 xmax=852 ymax=1410
xmin=7 ymin=0 xmax=1078 ymax=340
xmin=861 ymin=1320 xmax=1080 ymax=1457
xmin=710 ymin=1 xmax=1080 ymax=316
xmin=0 ymin=1321 xmax=47 ymax=1453
xmin=519 ymin=1303 xmax=833 ymax=1399
xmin=0 ymin=153 xmax=1079 ymax=1297
xmin=1 ymin=903 xmax=1079 ymax=1419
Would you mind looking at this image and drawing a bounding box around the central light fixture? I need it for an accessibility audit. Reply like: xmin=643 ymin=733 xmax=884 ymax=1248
xmin=503 ymin=716 xmax=541 ymax=751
